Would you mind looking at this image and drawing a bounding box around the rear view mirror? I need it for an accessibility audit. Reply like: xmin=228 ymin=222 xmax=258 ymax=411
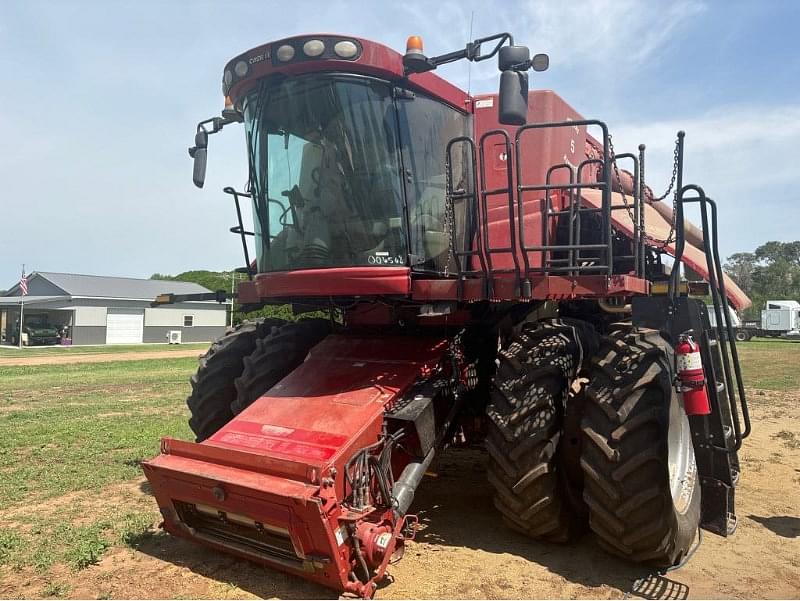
xmin=190 ymin=129 xmax=208 ymax=188
xmin=531 ymin=53 xmax=549 ymax=72
xmin=498 ymin=45 xmax=530 ymax=71
xmin=498 ymin=70 xmax=529 ymax=126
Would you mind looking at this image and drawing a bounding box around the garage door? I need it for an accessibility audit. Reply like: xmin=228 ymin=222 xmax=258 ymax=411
xmin=106 ymin=309 xmax=144 ymax=344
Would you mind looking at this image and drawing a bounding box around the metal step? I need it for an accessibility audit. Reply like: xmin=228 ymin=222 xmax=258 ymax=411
xmin=726 ymin=513 xmax=738 ymax=536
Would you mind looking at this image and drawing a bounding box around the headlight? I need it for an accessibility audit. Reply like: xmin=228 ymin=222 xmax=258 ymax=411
xmin=303 ymin=39 xmax=325 ymax=57
xmin=234 ymin=60 xmax=248 ymax=77
xmin=276 ymin=44 xmax=295 ymax=62
xmin=333 ymin=40 xmax=359 ymax=59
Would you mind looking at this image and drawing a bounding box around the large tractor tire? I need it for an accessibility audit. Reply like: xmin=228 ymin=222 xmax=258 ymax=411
xmin=486 ymin=319 xmax=596 ymax=542
xmin=187 ymin=319 xmax=285 ymax=442
xmin=580 ymin=327 xmax=701 ymax=567
xmin=231 ymin=318 xmax=331 ymax=415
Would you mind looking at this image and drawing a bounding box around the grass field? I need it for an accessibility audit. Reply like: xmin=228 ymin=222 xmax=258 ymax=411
xmin=0 ymin=343 xmax=208 ymax=358
xmin=0 ymin=338 xmax=797 ymax=597
xmin=0 ymin=357 xmax=195 ymax=578
xmin=735 ymin=338 xmax=800 ymax=390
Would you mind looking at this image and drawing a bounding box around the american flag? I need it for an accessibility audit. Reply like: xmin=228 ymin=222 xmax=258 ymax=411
xmin=19 ymin=267 xmax=28 ymax=296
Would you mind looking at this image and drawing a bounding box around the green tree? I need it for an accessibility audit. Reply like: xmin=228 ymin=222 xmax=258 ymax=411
xmin=725 ymin=241 xmax=800 ymax=318
xmin=150 ymin=270 xmax=300 ymax=325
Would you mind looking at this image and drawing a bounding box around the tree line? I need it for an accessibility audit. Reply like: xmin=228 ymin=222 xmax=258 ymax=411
xmin=724 ymin=241 xmax=800 ymax=319
xmin=150 ymin=270 xmax=294 ymax=324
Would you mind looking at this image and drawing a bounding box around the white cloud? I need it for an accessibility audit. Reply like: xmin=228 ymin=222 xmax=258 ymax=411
xmin=610 ymin=103 xmax=800 ymax=256
xmin=509 ymin=0 xmax=706 ymax=68
xmin=401 ymin=0 xmax=708 ymax=99
xmin=611 ymin=103 xmax=800 ymax=187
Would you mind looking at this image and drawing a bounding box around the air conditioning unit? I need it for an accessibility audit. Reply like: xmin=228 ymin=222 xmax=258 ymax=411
xmin=167 ymin=330 xmax=182 ymax=344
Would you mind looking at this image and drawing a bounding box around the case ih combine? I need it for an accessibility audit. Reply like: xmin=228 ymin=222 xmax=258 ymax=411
xmin=143 ymin=32 xmax=752 ymax=597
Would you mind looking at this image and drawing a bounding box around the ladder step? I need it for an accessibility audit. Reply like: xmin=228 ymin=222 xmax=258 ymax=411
xmin=716 ymin=381 xmax=725 ymax=393
xmin=726 ymin=513 xmax=738 ymax=536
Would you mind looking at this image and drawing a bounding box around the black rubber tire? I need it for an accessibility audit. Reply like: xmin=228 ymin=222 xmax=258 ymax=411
xmin=581 ymin=326 xmax=701 ymax=567
xmin=486 ymin=319 xmax=596 ymax=542
xmin=187 ymin=319 xmax=285 ymax=442
xmin=734 ymin=330 xmax=749 ymax=342
xmin=231 ymin=318 xmax=331 ymax=415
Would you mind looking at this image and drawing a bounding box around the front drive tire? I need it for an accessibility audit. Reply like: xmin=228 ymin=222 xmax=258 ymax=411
xmin=231 ymin=318 xmax=331 ymax=415
xmin=486 ymin=319 xmax=592 ymax=542
xmin=187 ymin=319 xmax=285 ymax=442
xmin=580 ymin=327 xmax=701 ymax=567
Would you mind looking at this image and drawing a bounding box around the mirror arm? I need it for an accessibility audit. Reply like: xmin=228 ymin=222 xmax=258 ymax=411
xmin=406 ymin=32 xmax=515 ymax=74
xmin=187 ymin=113 xmax=240 ymax=158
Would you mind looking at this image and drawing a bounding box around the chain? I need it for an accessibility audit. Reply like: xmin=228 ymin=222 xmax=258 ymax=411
xmin=607 ymin=135 xmax=637 ymax=226
xmin=608 ymin=134 xmax=681 ymax=253
xmin=653 ymin=139 xmax=680 ymax=201
xmin=646 ymin=136 xmax=681 ymax=251
xmin=443 ymin=159 xmax=457 ymax=278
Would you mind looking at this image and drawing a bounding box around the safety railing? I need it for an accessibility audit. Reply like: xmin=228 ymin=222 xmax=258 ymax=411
xmin=223 ymin=187 xmax=255 ymax=279
xmin=671 ymin=166 xmax=751 ymax=450
xmin=445 ymin=137 xmax=489 ymax=298
xmin=444 ymin=119 xmax=646 ymax=298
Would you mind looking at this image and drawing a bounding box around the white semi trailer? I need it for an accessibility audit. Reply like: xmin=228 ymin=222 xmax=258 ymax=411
xmin=733 ymin=300 xmax=800 ymax=342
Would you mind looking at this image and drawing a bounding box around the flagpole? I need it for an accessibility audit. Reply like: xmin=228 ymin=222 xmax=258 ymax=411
xmin=18 ymin=264 xmax=25 ymax=349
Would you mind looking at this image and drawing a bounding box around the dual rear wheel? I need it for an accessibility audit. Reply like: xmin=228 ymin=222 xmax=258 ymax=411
xmin=487 ymin=320 xmax=701 ymax=568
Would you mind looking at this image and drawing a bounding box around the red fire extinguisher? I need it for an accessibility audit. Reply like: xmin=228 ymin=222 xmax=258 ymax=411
xmin=675 ymin=331 xmax=711 ymax=416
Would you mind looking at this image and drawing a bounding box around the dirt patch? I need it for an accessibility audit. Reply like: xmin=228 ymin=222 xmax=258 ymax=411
xmin=1 ymin=392 xmax=798 ymax=599
xmin=0 ymin=350 xmax=201 ymax=367
xmin=0 ymin=479 xmax=151 ymax=526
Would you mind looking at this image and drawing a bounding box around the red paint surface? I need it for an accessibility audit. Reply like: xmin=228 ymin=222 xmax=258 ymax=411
xmin=143 ymin=333 xmax=448 ymax=597
xmin=241 ymin=267 xmax=411 ymax=301
xmin=472 ymin=91 xmax=589 ymax=273
xmin=411 ymin=273 xmax=648 ymax=302
xmin=224 ymin=34 xmax=469 ymax=112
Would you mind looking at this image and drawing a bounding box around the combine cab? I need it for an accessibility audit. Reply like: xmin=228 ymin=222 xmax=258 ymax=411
xmin=144 ymin=32 xmax=751 ymax=597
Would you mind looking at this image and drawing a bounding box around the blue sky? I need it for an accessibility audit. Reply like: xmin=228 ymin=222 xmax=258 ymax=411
xmin=1 ymin=0 xmax=798 ymax=286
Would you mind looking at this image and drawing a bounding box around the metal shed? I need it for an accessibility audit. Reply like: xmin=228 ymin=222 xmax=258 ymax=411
xmin=1 ymin=272 xmax=227 ymax=346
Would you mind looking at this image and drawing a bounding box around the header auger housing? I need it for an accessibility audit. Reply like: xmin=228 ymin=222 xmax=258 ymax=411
xmin=144 ymin=31 xmax=751 ymax=597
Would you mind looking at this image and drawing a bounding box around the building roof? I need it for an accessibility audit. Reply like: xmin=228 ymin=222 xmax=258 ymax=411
xmin=4 ymin=271 xmax=213 ymax=300
xmin=0 ymin=295 xmax=70 ymax=307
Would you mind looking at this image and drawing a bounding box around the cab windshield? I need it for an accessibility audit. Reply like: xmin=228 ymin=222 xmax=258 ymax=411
xmin=243 ymin=75 xmax=406 ymax=272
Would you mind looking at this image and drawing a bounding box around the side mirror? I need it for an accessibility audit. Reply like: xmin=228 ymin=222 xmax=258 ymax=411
xmin=190 ymin=129 xmax=208 ymax=188
xmin=498 ymin=70 xmax=529 ymax=126
xmin=531 ymin=53 xmax=549 ymax=72
xmin=498 ymin=45 xmax=530 ymax=71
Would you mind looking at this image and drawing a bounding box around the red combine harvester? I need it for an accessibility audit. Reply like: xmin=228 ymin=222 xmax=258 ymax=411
xmin=143 ymin=33 xmax=752 ymax=597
